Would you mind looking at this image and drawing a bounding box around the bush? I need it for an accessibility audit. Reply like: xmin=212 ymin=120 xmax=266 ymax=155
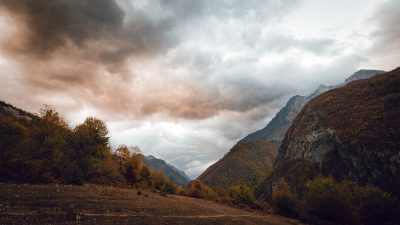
xmin=271 ymin=178 xmax=297 ymax=217
xmin=162 ymin=181 xmax=178 ymax=194
xmin=140 ymin=166 xmax=152 ymax=187
xmin=304 ymin=177 xmax=357 ymax=225
xmin=228 ymin=184 xmax=255 ymax=206
xmin=151 ymin=171 xmax=167 ymax=191
xmin=359 ymin=187 xmax=400 ymax=225
xmin=305 ymin=190 xmax=356 ymax=225
xmin=187 ymin=179 xmax=219 ymax=201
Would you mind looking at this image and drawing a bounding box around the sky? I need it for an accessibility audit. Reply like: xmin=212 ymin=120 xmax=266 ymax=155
xmin=0 ymin=0 xmax=399 ymax=178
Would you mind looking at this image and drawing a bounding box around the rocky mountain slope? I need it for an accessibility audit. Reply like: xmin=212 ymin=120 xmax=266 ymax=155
xmin=198 ymin=95 xmax=309 ymax=194
xmin=142 ymin=155 xmax=191 ymax=187
xmin=345 ymin=69 xmax=385 ymax=83
xmin=256 ymin=68 xmax=400 ymax=200
xmin=199 ymin=69 xmax=385 ymax=195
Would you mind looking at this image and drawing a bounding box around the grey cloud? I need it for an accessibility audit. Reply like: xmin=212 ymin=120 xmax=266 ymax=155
xmin=0 ymin=0 xmax=180 ymax=64
xmin=255 ymin=34 xmax=337 ymax=55
xmin=0 ymin=0 xmax=124 ymax=56
xmin=0 ymin=0 xmax=306 ymax=122
xmin=0 ymin=0 xmax=381 ymax=178
xmin=370 ymin=0 xmax=400 ymax=57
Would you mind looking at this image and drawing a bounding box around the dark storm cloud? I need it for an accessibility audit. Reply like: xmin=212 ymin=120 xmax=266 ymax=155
xmin=0 ymin=0 xmax=124 ymax=56
xmin=0 ymin=0 xmax=305 ymax=121
xmin=1 ymin=0 xmax=385 ymax=177
xmin=0 ymin=0 xmax=179 ymax=65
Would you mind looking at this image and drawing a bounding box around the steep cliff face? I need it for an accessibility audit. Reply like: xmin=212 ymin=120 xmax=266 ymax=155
xmin=256 ymin=68 xmax=400 ymax=200
xmin=199 ymin=95 xmax=310 ymax=194
xmin=200 ymin=69 xmax=385 ymax=195
xmin=239 ymin=95 xmax=309 ymax=144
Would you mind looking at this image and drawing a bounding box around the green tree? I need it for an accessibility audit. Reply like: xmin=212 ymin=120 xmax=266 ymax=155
xmin=151 ymin=171 xmax=167 ymax=191
xmin=20 ymin=105 xmax=73 ymax=182
xmin=140 ymin=165 xmax=152 ymax=187
xmin=228 ymin=184 xmax=255 ymax=206
xmin=72 ymin=117 xmax=110 ymax=182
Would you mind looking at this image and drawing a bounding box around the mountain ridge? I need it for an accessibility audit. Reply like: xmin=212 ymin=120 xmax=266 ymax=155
xmin=199 ymin=69 xmax=385 ymax=195
xmin=256 ymin=67 xmax=400 ymax=200
xmin=141 ymin=154 xmax=191 ymax=186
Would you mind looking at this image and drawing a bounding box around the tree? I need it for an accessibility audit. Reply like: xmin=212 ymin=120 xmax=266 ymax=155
xmin=151 ymin=171 xmax=167 ymax=191
xmin=162 ymin=180 xmax=178 ymax=194
xmin=304 ymin=178 xmax=357 ymax=225
xmin=228 ymin=184 xmax=255 ymax=206
xmin=272 ymin=178 xmax=297 ymax=216
xmin=140 ymin=165 xmax=152 ymax=187
xmin=187 ymin=179 xmax=219 ymax=201
xmin=26 ymin=105 xmax=72 ymax=182
xmin=72 ymin=117 xmax=110 ymax=182
xmin=123 ymin=153 xmax=143 ymax=185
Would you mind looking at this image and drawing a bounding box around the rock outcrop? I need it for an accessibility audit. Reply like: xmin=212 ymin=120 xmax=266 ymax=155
xmin=200 ymin=69 xmax=386 ymax=195
xmin=256 ymin=68 xmax=400 ymax=200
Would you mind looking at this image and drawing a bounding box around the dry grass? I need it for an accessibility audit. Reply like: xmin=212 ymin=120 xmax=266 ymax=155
xmin=0 ymin=183 xmax=303 ymax=225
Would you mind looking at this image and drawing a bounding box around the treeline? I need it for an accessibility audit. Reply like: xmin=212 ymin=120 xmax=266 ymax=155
xmin=271 ymin=177 xmax=400 ymax=225
xmin=185 ymin=179 xmax=263 ymax=210
xmin=0 ymin=102 xmax=260 ymax=205
xmin=0 ymin=105 xmax=179 ymax=194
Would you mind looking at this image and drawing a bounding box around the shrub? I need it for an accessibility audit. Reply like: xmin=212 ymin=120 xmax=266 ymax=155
xmin=187 ymin=179 xmax=219 ymax=201
xmin=271 ymin=178 xmax=297 ymax=217
xmin=162 ymin=181 xmax=178 ymax=194
xmin=140 ymin=166 xmax=152 ymax=187
xmin=228 ymin=184 xmax=255 ymax=206
xmin=304 ymin=178 xmax=357 ymax=225
xmin=359 ymin=187 xmax=400 ymax=225
xmin=151 ymin=171 xmax=167 ymax=191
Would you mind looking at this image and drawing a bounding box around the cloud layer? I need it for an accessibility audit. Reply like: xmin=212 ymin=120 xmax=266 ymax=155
xmin=0 ymin=0 xmax=399 ymax=178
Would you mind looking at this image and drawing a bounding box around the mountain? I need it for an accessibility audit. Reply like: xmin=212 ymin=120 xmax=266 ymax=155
xmin=198 ymin=90 xmax=329 ymax=194
xmin=256 ymin=68 xmax=400 ymax=201
xmin=345 ymin=69 xmax=385 ymax=84
xmin=199 ymin=95 xmax=310 ymax=194
xmin=199 ymin=69 xmax=384 ymax=195
xmin=0 ymin=100 xmax=36 ymax=121
xmin=141 ymin=155 xmax=191 ymax=187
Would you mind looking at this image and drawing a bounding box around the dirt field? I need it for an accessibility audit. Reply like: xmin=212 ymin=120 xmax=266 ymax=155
xmin=0 ymin=184 xmax=302 ymax=225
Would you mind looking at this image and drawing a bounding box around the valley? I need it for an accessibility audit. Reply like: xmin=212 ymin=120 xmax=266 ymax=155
xmin=0 ymin=184 xmax=302 ymax=225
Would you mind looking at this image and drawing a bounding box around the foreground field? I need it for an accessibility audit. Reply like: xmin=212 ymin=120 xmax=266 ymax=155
xmin=0 ymin=184 xmax=302 ymax=225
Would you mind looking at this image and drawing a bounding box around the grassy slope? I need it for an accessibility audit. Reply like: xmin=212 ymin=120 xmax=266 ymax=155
xmin=199 ymin=140 xmax=279 ymax=194
xmin=0 ymin=184 xmax=302 ymax=225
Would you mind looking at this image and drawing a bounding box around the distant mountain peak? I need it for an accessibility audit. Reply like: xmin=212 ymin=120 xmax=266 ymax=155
xmin=145 ymin=155 xmax=156 ymax=160
xmin=141 ymin=154 xmax=190 ymax=186
xmin=307 ymin=84 xmax=333 ymax=99
xmin=199 ymin=68 xmax=387 ymax=194
xmin=256 ymin=68 xmax=400 ymax=201
xmin=345 ymin=69 xmax=385 ymax=84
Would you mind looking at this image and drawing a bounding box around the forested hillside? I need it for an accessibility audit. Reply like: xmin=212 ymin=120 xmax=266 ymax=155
xmin=0 ymin=102 xmax=179 ymax=194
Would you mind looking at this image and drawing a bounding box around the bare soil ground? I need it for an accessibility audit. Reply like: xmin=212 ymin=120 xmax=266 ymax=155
xmin=0 ymin=184 xmax=302 ymax=225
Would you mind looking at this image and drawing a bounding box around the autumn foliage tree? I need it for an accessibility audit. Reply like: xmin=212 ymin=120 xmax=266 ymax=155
xmin=187 ymin=179 xmax=219 ymax=201
xmin=228 ymin=184 xmax=255 ymax=206
xmin=0 ymin=103 xmax=186 ymax=194
xmin=71 ymin=117 xmax=110 ymax=182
